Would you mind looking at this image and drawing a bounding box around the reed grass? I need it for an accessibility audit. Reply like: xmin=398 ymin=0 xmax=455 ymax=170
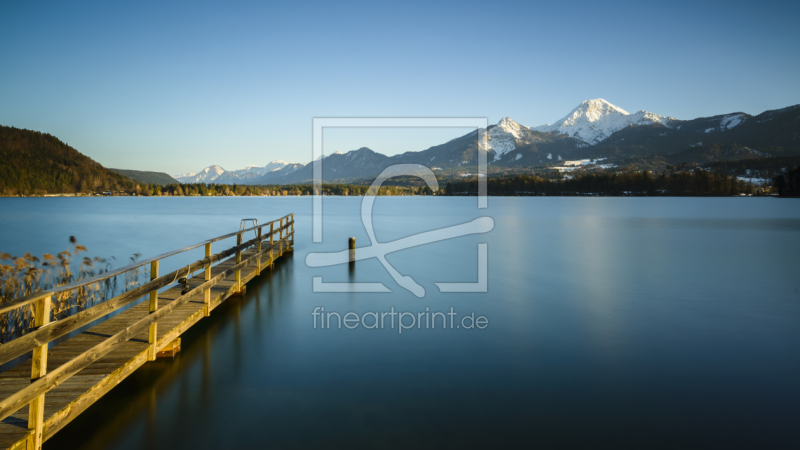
xmin=0 ymin=237 xmax=144 ymax=343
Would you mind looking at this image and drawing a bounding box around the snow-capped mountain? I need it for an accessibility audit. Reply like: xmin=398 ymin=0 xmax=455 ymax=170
xmin=231 ymin=160 xmax=297 ymax=177
xmin=483 ymin=117 xmax=530 ymax=161
xmin=232 ymin=165 xmax=270 ymax=177
xmin=174 ymin=161 xmax=301 ymax=185
xmin=163 ymin=101 xmax=799 ymax=185
xmin=263 ymin=160 xmax=296 ymax=172
xmin=533 ymin=99 xmax=675 ymax=145
xmin=174 ymin=165 xmax=226 ymax=183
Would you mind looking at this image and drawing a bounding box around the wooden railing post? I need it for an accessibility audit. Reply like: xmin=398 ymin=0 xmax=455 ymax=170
xmin=289 ymin=214 xmax=294 ymax=250
xmin=28 ymin=295 xmax=51 ymax=450
xmin=269 ymin=222 xmax=274 ymax=270
xmin=236 ymin=232 xmax=242 ymax=292
xmin=204 ymin=243 xmax=211 ymax=317
xmin=256 ymin=227 xmax=262 ymax=275
xmin=147 ymin=260 xmax=159 ymax=361
xmin=279 ymin=218 xmax=284 ymax=256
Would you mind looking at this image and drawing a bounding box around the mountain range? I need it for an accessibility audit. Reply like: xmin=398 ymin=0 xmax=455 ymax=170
xmin=175 ymin=160 xmax=302 ymax=184
xmin=175 ymin=98 xmax=800 ymax=185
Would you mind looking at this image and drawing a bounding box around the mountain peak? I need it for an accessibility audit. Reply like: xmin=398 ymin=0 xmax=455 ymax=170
xmin=495 ymin=117 xmax=527 ymax=135
xmin=497 ymin=116 xmax=518 ymax=126
xmin=344 ymin=148 xmax=380 ymax=160
xmin=570 ymin=99 xmax=630 ymax=120
xmin=533 ymin=99 xmax=671 ymax=145
xmin=484 ymin=117 xmax=529 ymax=161
xmin=577 ymin=98 xmax=629 ymax=114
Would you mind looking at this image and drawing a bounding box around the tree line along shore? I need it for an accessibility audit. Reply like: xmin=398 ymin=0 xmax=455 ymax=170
xmin=4 ymin=167 xmax=799 ymax=197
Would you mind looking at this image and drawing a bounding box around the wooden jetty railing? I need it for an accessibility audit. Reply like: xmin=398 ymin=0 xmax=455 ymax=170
xmin=0 ymin=214 xmax=294 ymax=450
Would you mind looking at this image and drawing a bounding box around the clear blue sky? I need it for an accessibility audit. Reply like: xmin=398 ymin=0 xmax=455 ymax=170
xmin=1 ymin=0 xmax=798 ymax=175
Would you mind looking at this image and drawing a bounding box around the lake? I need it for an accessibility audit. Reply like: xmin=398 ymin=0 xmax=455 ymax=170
xmin=1 ymin=197 xmax=799 ymax=449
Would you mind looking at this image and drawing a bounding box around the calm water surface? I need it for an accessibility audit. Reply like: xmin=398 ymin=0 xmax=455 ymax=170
xmin=1 ymin=197 xmax=799 ymax=449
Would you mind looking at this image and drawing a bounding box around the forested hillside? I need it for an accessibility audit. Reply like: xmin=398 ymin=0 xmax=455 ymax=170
xmin=0 ymin=126 xmax=136 ymax=195
xmin=774 ymin=166 xmax=800 ymax=197
xmin=446 ymin=170 xmax=765 ymax=196
xmin=109 ymin=168 xmax=178 ymax=185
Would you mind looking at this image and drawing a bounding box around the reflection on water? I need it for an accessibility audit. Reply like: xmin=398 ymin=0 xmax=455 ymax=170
xmin=0 ymin=197 xmax=798 ymax=449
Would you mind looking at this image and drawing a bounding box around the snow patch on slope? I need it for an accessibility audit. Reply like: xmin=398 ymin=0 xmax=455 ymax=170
xmin=314 ymin=151 xmax=343 ymax=161
xmin=720 ymin=114 xmax=745 ymax=129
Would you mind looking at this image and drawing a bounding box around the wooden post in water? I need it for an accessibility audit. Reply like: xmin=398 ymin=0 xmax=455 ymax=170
xmin=147 ymin=260 xmax=159 ymax=361
xmin=349 ymin=237 xmax=356 ymax=263
xmin=236 ymin=232 xmax=242 ymax=293
xmin=204 ymin=243 xmax=211 ymax=317
xmin=27 ymin=295 xmax=51 ymax=450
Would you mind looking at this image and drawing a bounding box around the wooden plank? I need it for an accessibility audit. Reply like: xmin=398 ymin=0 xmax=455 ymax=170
xmin=43 ymin=349 xmax=149 ymax=441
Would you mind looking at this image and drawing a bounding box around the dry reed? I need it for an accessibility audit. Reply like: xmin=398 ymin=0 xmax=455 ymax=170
xmin=0 ymin=237 xmax=144 ymax=343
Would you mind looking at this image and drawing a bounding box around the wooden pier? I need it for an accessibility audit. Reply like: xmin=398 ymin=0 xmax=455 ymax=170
xmin=0 ymin=214 xmax=294 ymax=450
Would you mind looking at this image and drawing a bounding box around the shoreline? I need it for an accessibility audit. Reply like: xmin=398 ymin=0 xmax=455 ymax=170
xmin=0 ymin=193 xmax=785 ymax=198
